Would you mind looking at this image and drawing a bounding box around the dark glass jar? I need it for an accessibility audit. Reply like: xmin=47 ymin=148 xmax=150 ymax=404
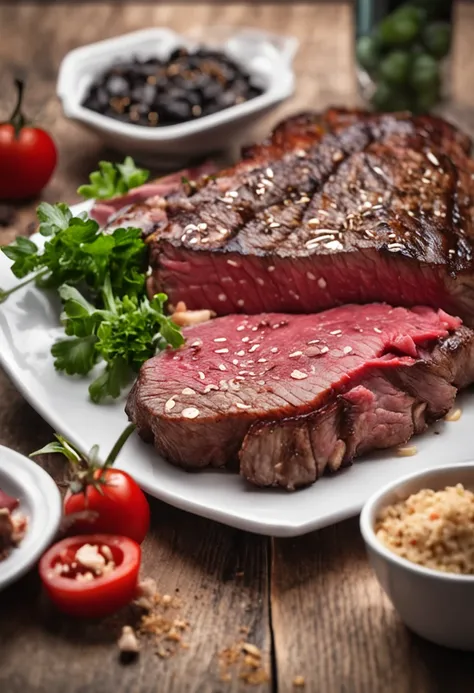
xmin=355 ymin=0 xmax=454 ymax=113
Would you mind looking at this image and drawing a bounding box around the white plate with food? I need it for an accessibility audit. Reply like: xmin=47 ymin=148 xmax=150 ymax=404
xmin=0 ymin=221 xmax=473 ymax=538
xmin=1 ymin=106 xmax=474 ymax=537
xmin=0 ymin=446 xmax=62 ymax=589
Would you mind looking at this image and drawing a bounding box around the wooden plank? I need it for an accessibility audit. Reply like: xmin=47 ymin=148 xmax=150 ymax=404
xmin=0 ymin=364 xmax=271 ymax=693
xmin=271 ymin=519 xmax=474 ymax=693
xmin=1 ymin=2 xmax=474 ymax=692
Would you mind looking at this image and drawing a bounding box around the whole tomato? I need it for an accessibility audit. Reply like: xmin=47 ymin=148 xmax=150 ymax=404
xmin=64 ymin=468 xmax=150 ymax=544
xmin=0 ymin=79 xmax=57 ymax=200
xmin=32 ymin=424 xmax=150 ymax=544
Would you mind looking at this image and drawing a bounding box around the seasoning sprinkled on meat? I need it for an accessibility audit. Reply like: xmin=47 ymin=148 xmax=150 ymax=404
xmin=126 ymin=304 xmax=474 ymax=490
xmin=136 ymin=108 xmax=474 ymax=325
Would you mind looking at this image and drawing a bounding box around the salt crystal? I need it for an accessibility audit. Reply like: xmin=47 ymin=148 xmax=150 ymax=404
xmin=290 ymin=370 xmax=308 ymax=380
xmin=165 ymin=398 xmax=176 ymax=412
xmin=182 ymin=407 xmax=199 ymax=419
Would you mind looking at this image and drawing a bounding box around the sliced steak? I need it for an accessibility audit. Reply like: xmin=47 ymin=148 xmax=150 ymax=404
xmin=141 ymin=109 xmax=474 ymax=324
xmin=126 ymin=304 xmax=474 ymax=489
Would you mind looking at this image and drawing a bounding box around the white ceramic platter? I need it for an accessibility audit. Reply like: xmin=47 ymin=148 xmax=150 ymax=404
xmin=1 ymin=203 xmax=474 ymax=537
xmin=0 ymin=446 xmax=62 ymax=589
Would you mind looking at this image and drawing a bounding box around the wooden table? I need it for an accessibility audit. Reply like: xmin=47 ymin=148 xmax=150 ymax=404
xmin=1 ymin=4 xmax=474 ymax=692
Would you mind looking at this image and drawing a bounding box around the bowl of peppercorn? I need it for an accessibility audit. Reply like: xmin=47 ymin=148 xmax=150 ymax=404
xmin=57 ymin=27 xmax=297 ymax=166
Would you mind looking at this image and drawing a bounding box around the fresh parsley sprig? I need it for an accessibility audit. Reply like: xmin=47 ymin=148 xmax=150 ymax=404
xmin=0 ymin=195 xmax=185 ymax=403
xmin=52 ymin=278 xmax=184 ymax=403
xmin=0 ymin=202 xmax=147 ymax=303
xmin=77 ymin=156 xmax=149 ymax=200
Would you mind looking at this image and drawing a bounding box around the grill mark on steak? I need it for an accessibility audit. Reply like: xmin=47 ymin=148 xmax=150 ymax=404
xmin=162 ymin=125 xmax=370 ymax=253
xmin=126 ymin=305 xmax=474 ymax=489
xmin=143 ymin=109 xmax=474 ymax=322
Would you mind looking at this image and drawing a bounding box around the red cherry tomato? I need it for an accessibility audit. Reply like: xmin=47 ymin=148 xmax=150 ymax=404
xmin=0 ymin=80 xmax=57 ymax=200
xmin=39 ymin=534 xmax=141 ymax=618
xmin=64 ymin=468 xmax=150 ymax=544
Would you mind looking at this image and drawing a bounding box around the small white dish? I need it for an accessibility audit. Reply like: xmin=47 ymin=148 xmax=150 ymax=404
xmin=0 ymin=446 xmax=62 ymax=590
xmin=360 ymin=463 xmax=474 ymax=651
xmin=56 ymin=27 xmax=297 ymax=166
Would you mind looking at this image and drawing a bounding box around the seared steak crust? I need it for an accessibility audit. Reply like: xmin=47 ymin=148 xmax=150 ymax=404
xmin=138 ymin=109 xmax=474 ymax=323
xmin=126 ymin=305 xmax=474 ymax=490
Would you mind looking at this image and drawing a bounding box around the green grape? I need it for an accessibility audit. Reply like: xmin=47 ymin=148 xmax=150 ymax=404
xmin=356 ymin=35 xmax=380 ymax=72
xmin=410 ymin=53 xmax=440 ymax=91
xmin=379 ymin=50 xmax=411 ymax=85
xmin=422 ymin=22 xmax=451 ymax=59
xmin=413 ymin=84 xmax=442 ymax=113
xmin=377 ymin=7 xmax=420 ymax=46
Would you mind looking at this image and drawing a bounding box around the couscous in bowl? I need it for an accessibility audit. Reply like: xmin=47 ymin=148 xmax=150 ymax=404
xmin=360 ymin=463 xmax=474 ymax=651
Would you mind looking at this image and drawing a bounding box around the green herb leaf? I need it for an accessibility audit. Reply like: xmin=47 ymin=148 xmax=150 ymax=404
xmin=30 ymin=433 xmax=83 ymax=464
xmin=77 ymin=157 xmax=149 ymax=200
xmin=89 ymin=358 xmax=131 ymax=403
xmin=53 ymin=279 xmax=184 ymax=402
xmin=37 ymin=202 xmax=72 ymax=236
xmin=116 ymin=156 xmax=149 ymax=191
xmin=59 ymin=284 xmax=105 ymax=338
xmin=51 ymin=335 xmax=99 ymax=375
xmin=30 ymin=441 xmax=68 ymax=456
xmin=2 ymin=236 xmax=40 ymax=278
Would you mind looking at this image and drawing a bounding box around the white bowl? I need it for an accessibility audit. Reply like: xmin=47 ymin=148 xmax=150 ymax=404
xmin=57 ymin=27 xmax=297 ymax=166
xmin=0 ymin=446 xmax=62 ymax=590
xmin=360 ymin=463 xmax=474 ymax=651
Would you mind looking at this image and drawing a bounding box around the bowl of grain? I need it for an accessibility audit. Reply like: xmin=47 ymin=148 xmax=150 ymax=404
xmin=360 ymin=463 xmax=474 ymax=651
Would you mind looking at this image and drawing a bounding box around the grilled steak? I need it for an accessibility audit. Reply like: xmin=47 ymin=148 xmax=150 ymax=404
xmin=126 ymin=304 xmax=474 ymax=489
xmin=127 ymin=108 xmax=474 ymax=323
xmin=92 ymin=161 xmax=217 ymax=229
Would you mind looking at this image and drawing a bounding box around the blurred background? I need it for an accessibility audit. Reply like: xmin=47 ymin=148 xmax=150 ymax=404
xmin=0 ymin=0 xmax=473 ymax=225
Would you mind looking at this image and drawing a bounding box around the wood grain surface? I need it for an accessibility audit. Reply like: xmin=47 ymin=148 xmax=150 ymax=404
xmin=1 ymin=3 xmax=474 ymax=693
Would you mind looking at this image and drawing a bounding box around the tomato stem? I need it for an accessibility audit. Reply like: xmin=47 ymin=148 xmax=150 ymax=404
xmin=8 ymin=79 xmax=27 ymax=136
xmin=0 ymin=269 xmax=48 ymax=303
xmin=104 ymin=423 xmax=136 ymax=468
